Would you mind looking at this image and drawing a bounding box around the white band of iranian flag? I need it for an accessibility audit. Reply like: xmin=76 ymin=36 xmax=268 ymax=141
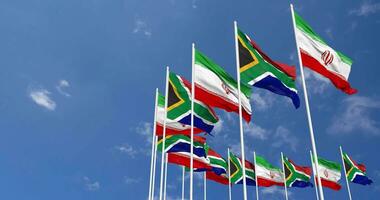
xmin=294 ymin=11 xmax=357 ymax=95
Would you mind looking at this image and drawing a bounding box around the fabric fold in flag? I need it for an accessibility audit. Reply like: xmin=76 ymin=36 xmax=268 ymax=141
xmin=294 ymin=11 xmax=357 ymax=94
xmin=229 ymin=151 xmax=256 ymax=186
xmin=194 ymin=49 xmax=252 ymax=122
xmin=166 ymin=72 xmax=219 ymax=133
xmin=156 ymin=92 xmax=203 ymax=136
xmin=237 ymin=28 xmax=300 ymax=109
xmin=343 ymin=152 xmax=373 ymax=185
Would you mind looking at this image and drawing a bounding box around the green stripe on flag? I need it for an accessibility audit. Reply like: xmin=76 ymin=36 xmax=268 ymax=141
xmin=256 ymin=155 xmax=282 ymax=172
xmin=317 ymin=157 xmax=341 ymax=171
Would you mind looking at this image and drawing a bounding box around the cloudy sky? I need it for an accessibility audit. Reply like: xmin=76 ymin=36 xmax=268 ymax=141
xmin=0 ymin=0 xmax=379 ymax=199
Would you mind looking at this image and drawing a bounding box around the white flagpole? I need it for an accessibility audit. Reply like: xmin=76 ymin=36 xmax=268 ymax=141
xmin=204 ymin=172 xmax=207 ymax=200
xmin=151 ymin=136 xmax=158 ymax=200
xmin=254 ymin=151 xmax=259 ymax=200
xmin=182 ymin=166 xmax=185 ymax=200
xmin=234 ymin=20 xmax=248 ymax=200
xmin=310 ymin=150 xmax=320 ymax=200
xmin=228 ymin=148 xmax=232 ymax=200
xmin=190 ymin=43 xmax=195 ymax=200
xmin=159 ymin=66 xmax=170 ymax=200
xmin=290 ymin=4 xmax=325 ymax=200
xmin=148 ymin=89 xmax=159 ymax=200
xmin=164 ymin=155 xmax=168 ymax=200
xmin=340 ymin=146 xmax=353 ymax=200
xmin=281 ymin=152 xmax=289 ymax=200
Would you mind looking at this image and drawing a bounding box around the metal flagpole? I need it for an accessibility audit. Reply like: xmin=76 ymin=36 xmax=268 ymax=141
xmin=234 ymin=20 xmax=248 ymax=200
xmin=228 ymin=148 xmax=232 ymax=200
xmin=340 ymin=146 xmax=353 ymax=200
xmin=290 ymin=4 xmax=325 ymax=200
xmin=254 ymin=151 xmax=259 ymax=200
xmin=151 ymin=136 xmax=158 ymax=200
xmin=190 ymin=43 xmax=195 ymax=200
xmin=163 ymin=155 xmax=168 ymax=200
xmin=182 ymin=166 xmax=185 ymax=200
xmin=159 ymin=66 xmax=170 ymax=200
xmin=204 ymin=172 xmax=207 ymax=200
xmin=148 ymin=89 xmax=159 ymax=200
xmin=310 ymin=150 xmax=320 ymax=200
xmin=280 ymin=152 xmax=289 ymax=200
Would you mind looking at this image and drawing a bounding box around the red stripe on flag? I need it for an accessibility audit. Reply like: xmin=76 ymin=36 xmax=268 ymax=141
xmin=300 ymin=50 xmax=357 ymax=95
xmin=315 ymin=177 xmax=342 ymax=191
xmin=155 ymin=123 xmax=203 ymax=136
xmin=195 ymin=84 xmax=251 ymax=122
xmin=206 ymin=171 xmax=229 ymax=185
xmin=289 ymin=159 xmax=312 ymax=176
xmin=257 ymin=177 xmax=284 ymax=187
xmin=167 ymin=153 xmax=211 ymax=170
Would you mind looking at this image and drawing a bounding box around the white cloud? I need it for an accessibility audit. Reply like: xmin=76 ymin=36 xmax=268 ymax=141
xmin=56 ymin=79 xmax=71 ymax=97
xmin=191 ymin=0 xmax=197 ymax=8
xmin=325 ymin=28 xmax=333 ymax=40
xmin=124 ymin=177 xmax=141 ymax=184
xmin=271 ymin=126 xmax=298 ymax=152
xmin=244 ymin=123 xmax=269 ymax=140
xmin=349 ymin=1 xmax=380 ymax=16
xmin=212 ymin=118 xmax=224 ymax=135
xmin=136 ymin=122 xmax=153 ymax=144
xmin=261 ymin=187 xmax=292 ymax=197
xmin=251 ymin=93 xmax=274 ymax=111
xmin=133 ymin=19 xmax=152 ymax=37
xmin=29 ymin=88 xmax=56 ymax=111
xmin=115 ymin=143 xmax=138 ymax=158
xmin=328 ymin=96 xmax=380 ymax=135
xmin=83 ymin=176 xmax=100 ymax=191
xmin=301 ymin=69 xmax=330 ymax=94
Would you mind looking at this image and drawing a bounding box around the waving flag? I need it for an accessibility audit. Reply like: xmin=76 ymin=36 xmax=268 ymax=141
xmin=194 ymin=49 xmax=252 ymax=122
xmin=205 ymin=145 xmax=228 ymax=175
xmin=229 ymin=151 xmax=256 ymax=185
xmin=167 ymin=72 xmax=219 ymax=133
xmin=255 ymin=155 xmax=284 ymax=187
xmin=293 ymin=11 xmax=357 ymax=94
xmin=156 ymin=92 xmax=203 ymax=136
xmin=283 ymin=155 xmax=313 ymax=188
xmin=237 ymin=28 xmax=300 ymax=108
xmin=314 ymin=157 xmax=342 ymax=190
xmin=157 ymin=135 xmax=210 ymax=169
xmin=343 ymin=152 xmax=373 ymax=185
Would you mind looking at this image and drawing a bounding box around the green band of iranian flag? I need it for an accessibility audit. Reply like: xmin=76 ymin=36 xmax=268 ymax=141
xmin=294 ymin=11 xmax=357 ymax=94
xmin=314 ymin=157 xmax=342 ymax=190
xmin=255 ymin=155 xmax=284 ymax=187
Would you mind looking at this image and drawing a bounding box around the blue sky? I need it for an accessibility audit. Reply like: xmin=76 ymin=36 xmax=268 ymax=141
xmin=0 ymin=0 xmax=379 ymax=199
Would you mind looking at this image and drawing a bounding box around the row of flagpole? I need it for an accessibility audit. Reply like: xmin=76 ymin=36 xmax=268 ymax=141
xmin=146 ymin=4 xmax=353 ymax=200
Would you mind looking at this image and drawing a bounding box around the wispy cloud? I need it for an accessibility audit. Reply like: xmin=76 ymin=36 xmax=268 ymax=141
xmin=301 ymin=69 xmax=330 ymax=94
xmin=328 ymin=96 xmax=380 ymax=135
xmin=244 ymin=123 xmax=269 ymax=140
xmin=29 ymin=88 xmax=56 ymax=111
xmin=136 ymin=122 xmax=153 ymax=144
xmin=133 ymin=19 xmax=152 ymax=37
xmin=114 ymin=143 xmax=138 ymax=158
xmin=56 ymin=79 xmax=71 ymax=97
xmin=261 ymin=187 xmax=292 ymax=197
xmin=251 ymin=92 xmax=275 ymax=111
xmin=124 ymin=176 xmax=141 ymax=184
xmin=349 ymin=1 xmax=380 ymax=16
xmin=325 ymin=28 xmax=333 ymax=40
xmin=191 ymin=0 xmax=198 ymax=9
xmin=271 ymin=126 xmax=299 ymax=151
xmin=213 ymin=118 xmax=224 ymax=135
xmin=83 ymin=176 xmax=100 ymax=191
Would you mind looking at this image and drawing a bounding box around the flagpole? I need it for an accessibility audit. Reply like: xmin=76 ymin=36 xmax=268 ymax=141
xmin=254 ymin=151 xmax=259 ymax=200
xmin=151 ymin=136 xmax=158 ymax=200
xmin=204 ymin=172 xmax=207 ymax=200
xmin=148 ymin=89 xmax=159 ymax=200
xmin=290 ymin=4 xmax=325 ymax=200
xmin=159 ymin=66 xmax=170 ymax=200
xmin=163 ymin=155 xmax=168 ymax=200
xmin=228 ymin=148 xmax=232 ymax=200
xmin=182 ymin=166 xmax=185 ymax=200
xmin=340 ymin=146 xmax=353 ymax=200
xmin=190 ymin=42 xmax=195 ymax=200
xmin=234 ymin=20 xmax=248 ymax=200
xmin=280 ymin=152 xmax=288 ymax=200
xmin=310 ymin=150 xmax=320 ymax=200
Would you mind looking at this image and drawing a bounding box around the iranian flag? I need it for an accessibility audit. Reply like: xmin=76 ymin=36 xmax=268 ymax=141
xmin=293 ymin=11 xmax=357 ymax=94
xmin=155 ymin=92 xmax=203 ymax=136
xmin=314 ymin=157 xmax=342 ymax=190
xmin=194 ymin=49 xmax=252 ymax=122
xmin=255 ymin=155 xmax=284 ymax=187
